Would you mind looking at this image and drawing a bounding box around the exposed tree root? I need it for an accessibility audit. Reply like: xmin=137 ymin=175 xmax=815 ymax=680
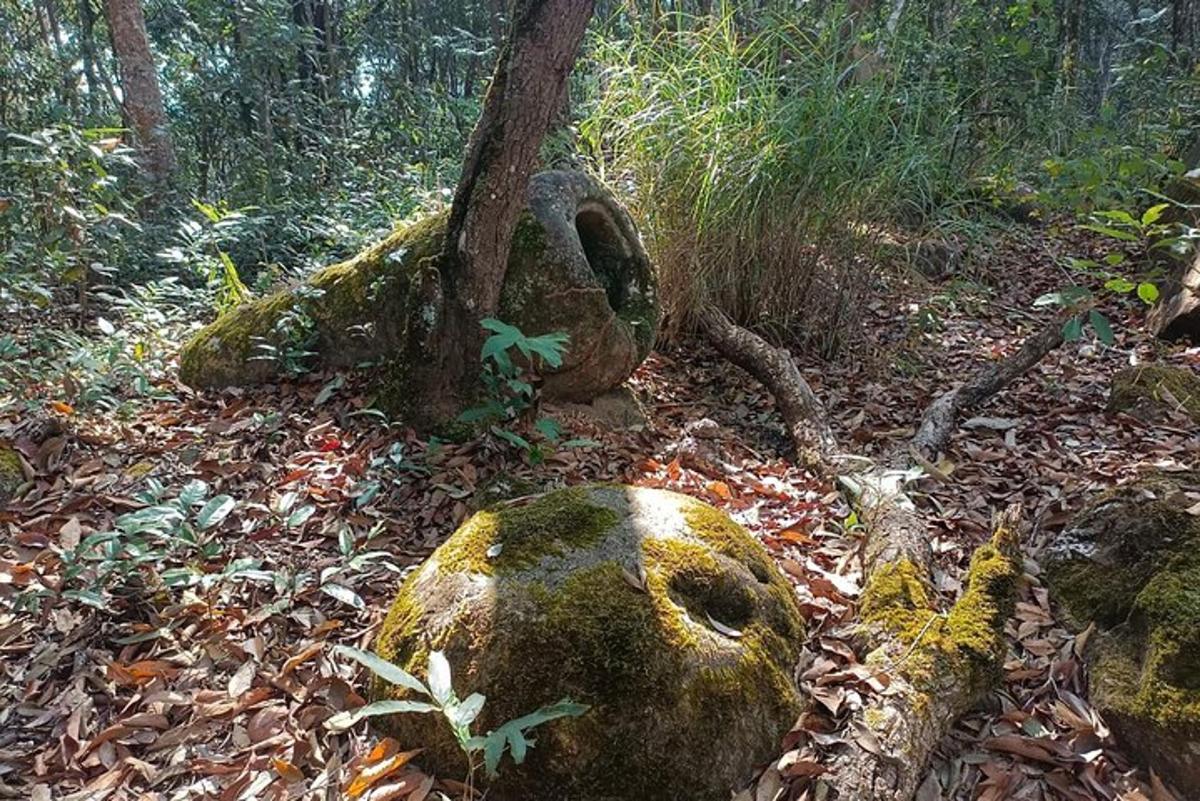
xmin=696 ymin=303 xmax=836 ymax=467
xmin=697 ymin=309 xmax=1068 ymax=801
xmin=910 ymin=313 xmax=1071 ymax=460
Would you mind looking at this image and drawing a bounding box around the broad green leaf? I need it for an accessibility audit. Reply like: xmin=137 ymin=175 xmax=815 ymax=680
xmin=1103 ymin=278 xmax=1135 ymax=293
xmin=1094 ymin=209 xmax=1136 ymax=226
xmin=324 ymin=700 xmax=438 ymax=732
xmin=534 ymin=417 xmax=563 ymax=443
xmin=483 ymin=730 xmax=506 ymax=777
xmin=332 ymin=645 xmax=430 ymax=696
xmin=492 ymin=427 xmax=532 ymax=451
xmin=1137 ymin=282 xmax=1160 ymax=304
xmin=196 ymin=495 xmax=235 ymax=529
xmin=321 ymin=583 xmax=365 ymax=610
xmin=179 ymin=480 xmax=209 ymax=507
xmin=1062 ymin=317 xmax=1083 ymax=342
xmin=446 ymin=692 xmax=487 ymax=729
xmin=286 ymin=504 xmax=316 ymax=529
xmin=1079 ymin=224 xmax=1139 ymax=242
xmin=1141 ymin=203 xmax=1171 ymax=226
xmin=1088 ymin=310 xmax=1114 ymax=346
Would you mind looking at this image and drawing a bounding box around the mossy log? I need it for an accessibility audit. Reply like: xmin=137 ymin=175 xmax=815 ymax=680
xmin=372 ymin=485 xmax=805 ymax=801
xmin=1043 ymin=472 xmax=1200 ymax=796
xmin=820 ymin=503 xmax=1022 ymax=801
xmin=179 ymin=171 xmax=658 ymax=404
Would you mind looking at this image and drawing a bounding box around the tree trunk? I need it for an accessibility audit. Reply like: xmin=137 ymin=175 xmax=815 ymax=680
xmin=404 ymin=0 xmax=595 ymax=424
xmin=103 ymin=0 xmax=177 ymax=190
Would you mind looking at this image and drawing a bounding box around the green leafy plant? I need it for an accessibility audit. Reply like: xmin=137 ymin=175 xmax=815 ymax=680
xmin=459 ymin=319 xmax=593 ymax=463
xmin=158 ymin=200 xmax=253 ymax=312
xmin=53 ymin=478 xmax=266 ymax=609
xmin=328 ymin=645 xmax=588 ymax=788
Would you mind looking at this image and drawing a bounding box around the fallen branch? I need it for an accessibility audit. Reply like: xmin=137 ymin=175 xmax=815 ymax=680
xmin=910 ymin=313 xmax=1071 ymax=460
xmin=819 ymin=504 xmax=1023 ymax=801
xmin=696 ymin=303 xmax=836 ymax=466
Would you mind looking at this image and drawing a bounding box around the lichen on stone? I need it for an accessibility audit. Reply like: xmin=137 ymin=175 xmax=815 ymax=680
xmin=370 ymin=484 xmax=804 ymax=801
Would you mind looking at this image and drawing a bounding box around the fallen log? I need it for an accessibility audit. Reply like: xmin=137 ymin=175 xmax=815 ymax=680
xmin=697 ymin=310 xmax=1069 ymax=800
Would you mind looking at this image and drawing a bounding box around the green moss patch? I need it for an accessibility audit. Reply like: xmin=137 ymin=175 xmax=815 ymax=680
xmin=858 ymin=519 xmax=1020 ymax=696
xmin=1044 ymin=472 xmax=1200 ymax=789
xmin=1109 ymin=363 xmax=1200 ymax=422
xmin=0 ymin=446 xmax=22 ymax=507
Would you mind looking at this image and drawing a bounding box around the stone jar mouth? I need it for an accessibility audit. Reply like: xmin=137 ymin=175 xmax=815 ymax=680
xmin=575 ymin=204 xmax=636 ymax=315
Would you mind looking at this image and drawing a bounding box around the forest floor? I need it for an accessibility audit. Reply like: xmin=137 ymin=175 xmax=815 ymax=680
xmin=1 ymin=220 xmax=1197 ymax=801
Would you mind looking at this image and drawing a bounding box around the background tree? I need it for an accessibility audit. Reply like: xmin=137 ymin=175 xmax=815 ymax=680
xmin=103 ymin=0 xmax=175 ymax=189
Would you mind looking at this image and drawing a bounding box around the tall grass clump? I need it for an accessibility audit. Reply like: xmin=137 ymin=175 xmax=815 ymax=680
xmin=581 ymin=12 xmax=969 ymax=355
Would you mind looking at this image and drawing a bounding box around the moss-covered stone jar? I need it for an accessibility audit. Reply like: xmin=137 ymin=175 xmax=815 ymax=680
xmin=1043 ymin=472 xmax=1200 ymax=795
xmin=371 ymin=484 xmax=806 ymax=801
xmin=179 ymin=170 xmax=658 ymax=404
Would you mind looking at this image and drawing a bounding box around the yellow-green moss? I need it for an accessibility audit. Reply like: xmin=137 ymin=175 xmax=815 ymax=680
xmin=434 ymin=488 xmax=620 ymax=576
xmin=1109 ymin=364 xmax=1200 ymax=422
xmin=179 ymin=212 xmax=445 ymax=388
xmin=858 ymin=524 xmax=1020 ymax=694
xmin=0 ymin=446 xmax=22 ymax=506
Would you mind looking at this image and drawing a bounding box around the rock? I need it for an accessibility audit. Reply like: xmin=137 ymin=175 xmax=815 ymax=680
xmin=1108 ymin=363 xmax=1200 ymax=423
xmin=1147 ymin=251 xmax=1200 ymax=343
xmin=546 ymin=386 xmax=650 ymax=431
xmin=179 ymin=170 xmax=659 ymax=404
xmin=372 ymin=484 xmax=805 ymax=801
xmin=1042 ymin=472 xmax=1200 ymax=796
xmin=0 ymin=446 xmax=22 ymax=508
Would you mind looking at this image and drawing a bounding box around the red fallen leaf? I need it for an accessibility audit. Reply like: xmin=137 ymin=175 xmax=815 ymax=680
xmin=49 ymin=401 xmax=75 ymax=415
xmin=319 ymin=436 xmax=342 ymax=452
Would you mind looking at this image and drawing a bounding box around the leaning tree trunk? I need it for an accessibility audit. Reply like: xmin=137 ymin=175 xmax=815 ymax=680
xmin=104 ymin=0 xmax=176 ymax=190
xmin=697 ymin=311 xmax=1075 ymax=800
xmin=403 ymin=0 xmax=596 ymax=425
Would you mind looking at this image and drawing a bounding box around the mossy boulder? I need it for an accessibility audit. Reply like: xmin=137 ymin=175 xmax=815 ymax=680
xmin=178 ymin=170 xmax=658 ymax=404
xmin=372 ymin=484 xmax=806 ymax=801
xmin=1109 ymin=363 xmax=1200 ymax=423
xmin=0 ymin=446 xmax=22 ymax=508
xmin=1043 ymin=472 xmax=1200 ymax=794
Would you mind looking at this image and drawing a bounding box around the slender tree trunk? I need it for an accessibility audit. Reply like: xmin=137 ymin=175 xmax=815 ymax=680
xmin=77 ymin=0 xmax=103 ymax=116
xmin=104 ymin=0 xmax=177 ymax=190
xmin=404 ymin=0 xmax=595 ymax=424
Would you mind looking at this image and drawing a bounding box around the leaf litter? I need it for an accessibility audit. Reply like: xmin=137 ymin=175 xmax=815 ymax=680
xmin=1 ymin=221 xmax=1196 ymax=800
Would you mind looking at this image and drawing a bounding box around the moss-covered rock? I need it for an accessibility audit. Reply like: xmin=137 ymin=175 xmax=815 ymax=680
xmin=179 ymin=170 xmax=659 ymax=404
xmin=372 ymin=484 xmax=805 ymax=801
xmin=1108 ymin=363 xmax=1200 ymax=423
xmin=0 ymin=446 xmax=22 ymax=508
xmin=1043 ymin=472 xmax=1200 ymax=794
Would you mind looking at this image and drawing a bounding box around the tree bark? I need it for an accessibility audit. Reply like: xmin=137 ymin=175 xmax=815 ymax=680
xmin=104 ymin=0 xmax=177 ymax=190
xmin=405 ymin=0 xmax=595 ymax=423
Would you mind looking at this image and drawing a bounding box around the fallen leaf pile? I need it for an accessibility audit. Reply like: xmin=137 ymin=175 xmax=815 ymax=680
xmin=1 ymin=220 xmax=1195 ymax=800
